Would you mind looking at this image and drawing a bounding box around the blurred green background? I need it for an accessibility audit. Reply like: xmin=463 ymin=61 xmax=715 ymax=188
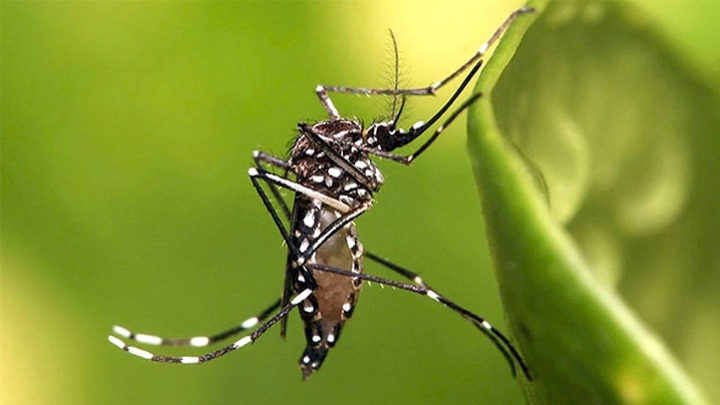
xmin=1 ymin=1 xmax=718 ymax=404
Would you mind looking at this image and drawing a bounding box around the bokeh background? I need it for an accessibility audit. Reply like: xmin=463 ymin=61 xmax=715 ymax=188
xmin=2 ymin=1 xmax=718 ymax=404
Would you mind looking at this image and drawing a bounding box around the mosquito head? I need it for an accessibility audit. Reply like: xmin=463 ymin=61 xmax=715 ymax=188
xmin=365 ymin=120 xmax=424 ymax=152
xmin=366 ymin=121 xmax=395 ymax=151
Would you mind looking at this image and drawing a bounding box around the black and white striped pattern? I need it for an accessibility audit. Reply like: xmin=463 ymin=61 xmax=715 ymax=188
xmin=108 ymin=7 xmax=534 ymax=381
xmin=108 ymin=290 xmax=311 ymax=364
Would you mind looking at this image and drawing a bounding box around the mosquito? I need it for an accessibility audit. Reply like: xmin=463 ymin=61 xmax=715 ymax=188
xmin=108 ymin=7 xmax=534 ymax=381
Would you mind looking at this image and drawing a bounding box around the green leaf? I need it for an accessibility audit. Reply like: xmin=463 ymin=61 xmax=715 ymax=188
xmin=469 ymin=1 xmax=718 ymax=403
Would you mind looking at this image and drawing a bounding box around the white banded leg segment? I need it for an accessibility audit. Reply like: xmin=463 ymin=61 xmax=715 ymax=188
xmin=306 ymin=262 xmax=531 ymax=380
xmin=107 ymin=328 xmax=261 ymax=364
xmin=111 ymin=324 xmax=212 ymax=347
xmin=109 ymin=299 xmax=281 ymax=348
xmin=190 ymin=337 xmax=210 ymax=347
xmin=107 ymin=292 xmax=311 ymax=365
xmin=291 ymin=289 xmax=313 ymax=306
xmin=232 ymin=336 xmax=253 ymax=349
xmin=107 ymin=335 xmax=154 ymax=361
xmin=426 ymin=289 xmax=441 ymax=302
xmin=240 ymin=316 xmax=259 ymax=330
xmin=249 ymin=168 xmax=350 ymax=213
xmin=108 ymin=335 xmax=126 ymax=350
xmin=315 ymin=85 xmax=341 ymax=119
xmin=135 ymin=333 xmax=163 ymax=345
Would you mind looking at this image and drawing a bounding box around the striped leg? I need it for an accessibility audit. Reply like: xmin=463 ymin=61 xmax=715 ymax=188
xmin=314 ymin=8 xmax=534 ymax=119
xmin=252 ymin=151 xmax=292 ymax=220
xmin=305 ymin=262 xmax=532 ymax=380
xmin=110 ymin=299 xmax=281 ymax=348
xmin=107 ymin=290 xmax=312 ymax=364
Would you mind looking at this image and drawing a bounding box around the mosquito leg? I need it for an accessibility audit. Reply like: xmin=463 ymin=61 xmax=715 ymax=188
xmin=111 ymin=299 xmax=281 ymax=348
xmin=317 ymin=8 xmax=534 ymax=99
xmin=252 ymin=151 xmax=293 ymax=219
xmin=250 ymin=166 xmax=371 ymax=269
xmin=248 ymin=168 xmax=321 ymax=291
xmin=249 ymin=163 xmax=372 ymax=336
xmin=249 ymin=165 xmax=374 ymax=268
xmin=108 ymin=289 xmax=313 ymax=364
xmin=315 ymin=85 xmax=342 ymax=120
xmin=249 ymin=168 xmax=351 ymax=214
xmin=295 ymin=202 xmax=372 ymax=266
xmin=306 ymin=262 xmax=532 ymax=380
xmin=253 ymin=150 xmax=291 ymax=171
xmin=365 ymin=252 xmax=532 ymax=380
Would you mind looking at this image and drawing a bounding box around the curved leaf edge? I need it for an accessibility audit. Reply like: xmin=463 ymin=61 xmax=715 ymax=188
xmin=467 ymin=1 xmax=707 ymax=403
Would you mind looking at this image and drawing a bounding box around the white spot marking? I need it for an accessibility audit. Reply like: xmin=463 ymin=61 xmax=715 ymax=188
xmin=305 ymin=148 xmax=315 ymax=156
xmin=346 ymin=235 xmax=356 ymax=249
xmin=311 ymin=175 xmax=324 ymax=183
xmin=108 ymin=335 xmax=125 ymax=349
xmin=297 ymin=273 xmax=305 ymax=283
xmin=312 ymin=334 xmax=321 ymax=343
xmin=241 ymin=317 xmax=259 ymax=329
xmin=299 ymin=239 xmax=310 ymax=253
xmin=342 ymin=302 xmax=352 ymax=312
xmin=291 ymin=289 xmax=313 ymax=305
xmin=128 ymin=346 xmax=154 ymax=360
xmin=328 ymin=167 xmax=342 ymax=178
xmin=479 ymin=42 xmax=489 ymax=54
xmin=302 ymin=355 xmax=311 ymax=364
xmin=324 ymin=177 xmax=333 ymax=187
xmin=303 ymin=302 xmax=314 ymax=313
xmin=181 ymin=356 xmax=201 ymax=364
xmin=112 ymin=325 xmax=131 ymax=338
xmin=343 ymin=182 xmax=358 ymax=191
xmin=482 ymin=320 xmax=492 ymax=330
xmin=233 ymin=336 xmax=253 ymax=348
xmin=354 ymin=160 xmax=367 ymax=170
xmin=413 ymin=276 xmax=424 ymax=285
xmin=412 ymin=121 xmax=425 ymax=130
xmin=375 ymin=169 xmax=384 ymax=183
xmin=248 ymin=168 xmax=259 ymax=176
xmin=252 ymin=150 xmax=260 ymax=158
xmin=135 ymin=333 xmax=163 ymax=345
xmin=303 ymin=211 xmax=315 ymax=227
xmin=427 ymin=290 xmax=441 ymax=302
xmin=190 ymin=336 xmax=210 ymax=347
xmin=364 ymin=169 xmax=373 ymax=177
xmin=327 ymin=334 xmax=335 ymax=344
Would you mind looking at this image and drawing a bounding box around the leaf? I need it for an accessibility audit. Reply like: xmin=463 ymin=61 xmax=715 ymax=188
xmin=468 ymin=0 xmax=718 ymax=403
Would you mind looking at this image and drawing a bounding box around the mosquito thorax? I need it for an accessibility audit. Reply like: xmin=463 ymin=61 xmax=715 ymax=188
xmin=291 ymin=118 xmax=384 ymax=206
